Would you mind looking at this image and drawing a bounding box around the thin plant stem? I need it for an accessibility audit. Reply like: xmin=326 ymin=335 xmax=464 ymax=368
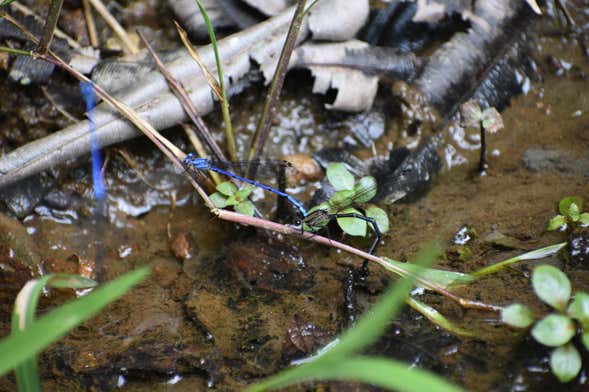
xmin=137 ymin=31 xmax=227 ymax=162
xmin=35 ymin=0 xmax=63 ymax=55
xmin=86 ymin=0 xmax=139 ymax=54
xmin=10 ymin=1 xmax=80 ymax=49
xmin=194 ymin=0 xmax=236 ymax=161
xmin=214 ymin=208 xmax=502 ymax=312
xmin=81 ymin=0 xmax=99 ymax=47
xmin=246 ymin=0 xmax=307 ymax=177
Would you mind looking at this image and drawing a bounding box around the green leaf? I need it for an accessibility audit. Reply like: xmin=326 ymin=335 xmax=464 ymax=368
xmin=0 ymin=267 xmax=149 ymax=377
xmin=364 ymin=206 xmax=389 ymax=234
xmin=407 ymin=298 xmax=474 ymax=337
xmin=353 ymin=176 xmax=377 ymax=203
xmin=569 ymin=203 xmax=581 ymax=222
xmin=383 ymin=258 xmax=475 ymax=289
xmin=501 ymin=304 xmax=535 ymax=328
xmin=11 ymin=274 xmax=97 ymax=392
xmin=234 ymin=201 xmax=255 ymax=216
xmin=326 ymin=163 xmax=355 ymax=191
xmin=532 ymin=265 xmax=571 ymax=311
xmin=582 ymin=332 xmax=589 ymax=351
xmin=550 ymin=343 xmax=582 ymax=383
xmin=210 ymin=192 xmax=228 ymax=208
xmin=579 ymin=213 xmax=589 ymax=226
xmin=567 ymin=292 xmax=589 ymax=328
xmin=329 ymin=189 xmax=355 ymax=210
xmin=234 ymin=185 xmax=256 ymax=201
xmin=0 ymin=0 xmax=18 ymax=6
xmin=547 ymin=215 xmax=567 ymax=231
xmin=217 ymin=181 xmax=237 ymax=196
xmin=47 ymin=274 xmax=97 ymax=289
xmin=337 ymin=208 xmax=367 ymax=237
xmin=531 ymin=314 xmax=576 ymax=347
xmin=247 ymin=356 xmax=463 ymax=392
xmin=559 ymin=196 xmax=584 ymax=217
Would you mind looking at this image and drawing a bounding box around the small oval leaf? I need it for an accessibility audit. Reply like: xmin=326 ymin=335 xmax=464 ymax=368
xmin=353 ymin=176 xmax=377 ymax=203
xmin=234 ymin=185 xmax=256 ymax=202
xmin=336 ymin=208 xmax=367 ymax=237
xmin=550 ymin=343 xmax=582 ymax=383
xmin=531 ymin=314 xmax=575 ymax=347
xmin=532 ymin=265 xmax=571 ymax=311
xmin=547 ymin=215 xmax=566 ymax=231
xmin=364 ymin=206 xmax=390 ymax=234
xmin=567 ymin=292 xmax=589 ymax=329
xmin=234 ymin=201 xmax=255 ymax=216
xmin=210 ymin=192 xmax=228 ymax=208
xmin=579 ymin=213 xmax=589 ymax=226
xmin=501 ymin=304 xmax=535 ymax=328
xmin=326 ymin=163 xmax=355 ymax=191
xmin=559 ymin=196 xmax=584 ymax=217
xmin=582 ymin=332 xmax=589 ymax=351
xmin=217 ymin=181 xmax=237 ymax=196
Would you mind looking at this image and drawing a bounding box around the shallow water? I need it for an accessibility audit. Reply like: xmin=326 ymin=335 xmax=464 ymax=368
xmin=1 ymin=6 xmax=589 ymax=392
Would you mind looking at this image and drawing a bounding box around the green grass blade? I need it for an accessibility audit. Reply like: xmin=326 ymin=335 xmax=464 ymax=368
xmin=0 ymin=267 xmax=149 ymax=377
xmin=406 ymin=297 xmax=474 ymax=337
xmin=471 ymin=242 xmax=566 ymax=277
xmin=194 ymin=0 xmax=236 ymax=161
xmin=247 ymin=356 xmax=463 ymax=392
xmin=11 ymin=274 xmax=98 ymax=392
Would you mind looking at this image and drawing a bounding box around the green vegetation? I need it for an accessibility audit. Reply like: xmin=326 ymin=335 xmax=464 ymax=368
xmin=547 ymin=196 xmax=589 ymax=231
xmin=210 ymin=181 xmax=257 ymax=216
xmin=0 ymin=268 xmax=149 ymax=390
xmin=307 ymin=162 xmax=390 ymax=237
xmin=501 ymin=265 xmax=588 ymax=382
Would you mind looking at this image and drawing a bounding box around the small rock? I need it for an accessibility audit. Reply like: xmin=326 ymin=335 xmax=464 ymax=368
xmin=170 ymin=232 xmax=196 ymax=261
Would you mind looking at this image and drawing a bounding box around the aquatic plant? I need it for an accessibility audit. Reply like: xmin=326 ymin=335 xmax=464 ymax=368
xmin=210 ymin=181 xmax=257 ymax=216
xmin=501 ymin=265 xmax=588 ymax=383
xmin=0 ymin=268 xmax=149 ymax=390
xmin=547 ymin=196 xmax=589 ymax=232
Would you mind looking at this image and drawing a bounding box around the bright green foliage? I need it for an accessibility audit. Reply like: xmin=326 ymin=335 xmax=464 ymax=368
xmin=548 ymin=196 xmax=588 ymax=231
xmin=314 ymin=163 xmax=389 ymax=239
xmin=532 ymin=265 xmax=571 ymax=312
xmin=211 ymin=181 xmax=256 ymax=216
xmin=550 ymin=344 xmax=582 ymax=383
xmin=0 ymin=268 xmax=149 ymax=382
xmin=326 ymin=163 xmax=355 ymax=191
xmin=531 ymin=314 xmax=575 ymax=347
xmin=501 ymin=263 xmax=589 ymax=383
xmin=568 ymin=292 xmax=589 ymax=329
xmin=501 ymin=304 xmax=534 ymax=328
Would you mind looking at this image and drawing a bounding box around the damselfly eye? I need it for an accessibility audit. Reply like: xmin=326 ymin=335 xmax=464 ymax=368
xmin=294 ymin=218 xmax=302 ymax=226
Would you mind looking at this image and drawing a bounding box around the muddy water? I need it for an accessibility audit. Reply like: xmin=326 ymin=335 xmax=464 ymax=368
xmin=1 ymin=14 xmax=589 ymax=392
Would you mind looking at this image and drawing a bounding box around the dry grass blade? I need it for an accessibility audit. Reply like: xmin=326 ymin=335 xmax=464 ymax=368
xmin=137 ymin=30 xmax=226 ymax=162
xmin=115 ymin=148 xmax=169 ymax=191
xmin=180 ymin=123 xmax=222 ymax=185
xmin=81 ymin=0 xmax=98 ymax=47
xmin=40 ymin=86 xmax=79 ymax=123
xmin=175 ymin=21 xmax=223 ymax=102
xmin=10 ymin=1 xmax=80 ymax=49
xmin=86 ymin=0 xmax=138 ymax=54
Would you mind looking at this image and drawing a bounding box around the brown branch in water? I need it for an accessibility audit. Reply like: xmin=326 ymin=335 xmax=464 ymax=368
xmin=247 ymin=0 xmax=307 ymax=177
xmin=214 ymin=208 xmax=502 ymax=312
